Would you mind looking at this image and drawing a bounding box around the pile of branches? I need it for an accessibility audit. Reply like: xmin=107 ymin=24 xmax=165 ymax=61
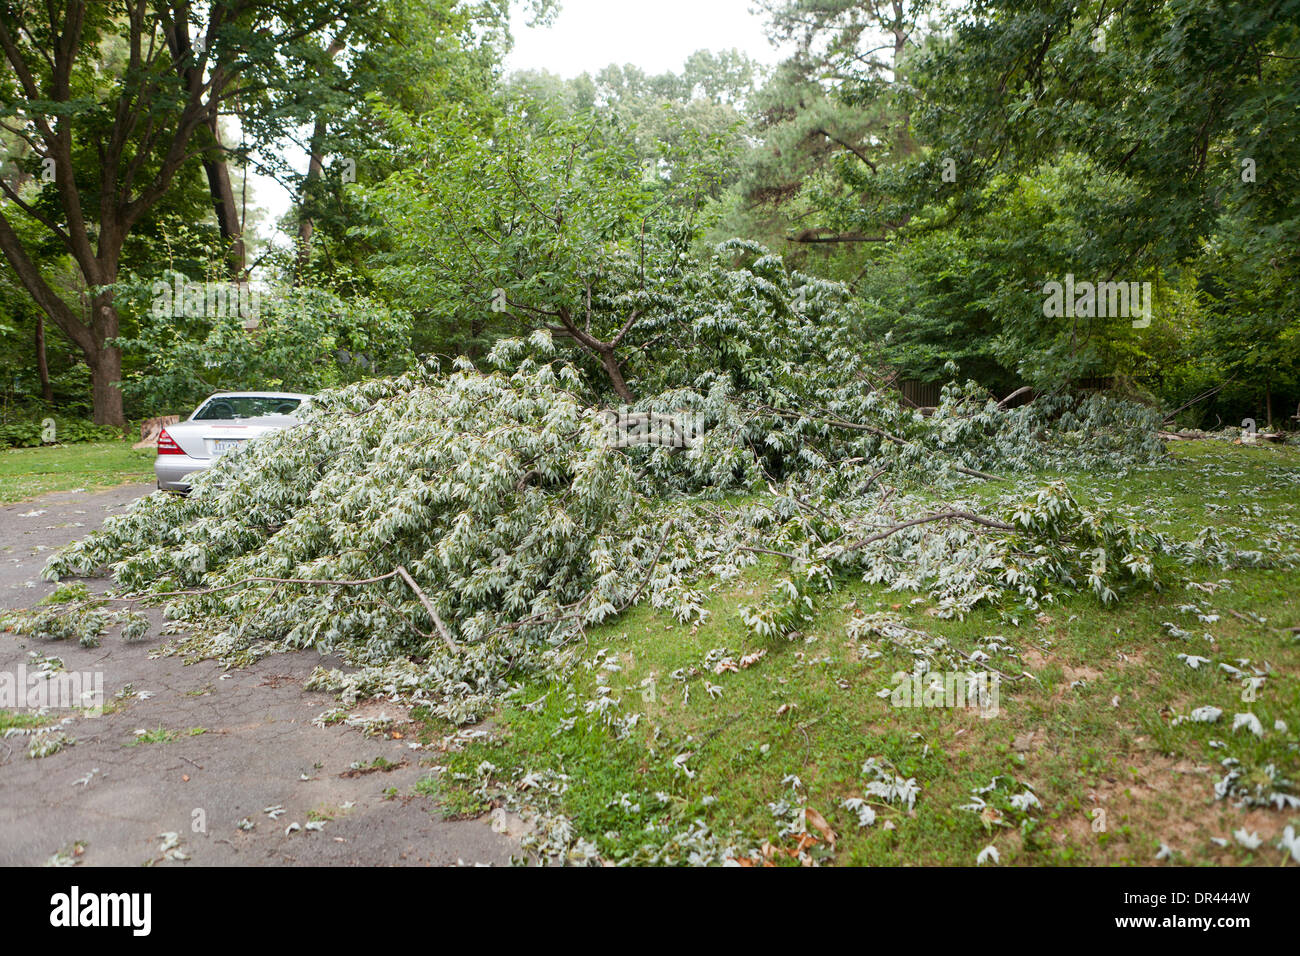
xmin=10 ymin=337 xmax=1214 ymax=724
xmin=35 ymin=355 xmax=664 ymax=722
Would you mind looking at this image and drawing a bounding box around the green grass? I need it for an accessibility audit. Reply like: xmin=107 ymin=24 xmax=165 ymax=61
xmin=126 ymin=726 xmax=178 ymax=746
xmin=438 ymin=442 xmax=1300 ymax=866
xmin=413 ymin=773 xmax=491 ymax=819
xmin=0 ymin=709 xmax=55 ymax=732
xmin=0 ymin=440 xmax=155 ymax=503
xmin=307 ymin=803 xmax=352 ymax=822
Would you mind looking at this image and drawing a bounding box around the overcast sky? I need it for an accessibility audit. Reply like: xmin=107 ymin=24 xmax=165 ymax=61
xmin=505 ymin=0 xmax=781 ymax=76
xmin=252 ymin=0 xmax=782 ymax=238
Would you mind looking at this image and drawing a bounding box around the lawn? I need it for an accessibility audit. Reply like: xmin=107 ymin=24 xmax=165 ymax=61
xmin=432 ymin=441 xmax=1300 ymax=865
xmin=0 ymin=441 xmax=155 ymax=504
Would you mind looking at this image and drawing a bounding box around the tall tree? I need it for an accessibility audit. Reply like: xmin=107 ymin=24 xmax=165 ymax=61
xmin=905 ymin=0 xmax=1300 ymax=406
xmin=0 ymin=1 xmax=365 ymax=424
xmin=909 ymin=0 xmax=1299 ymax=278
xmin=281 ymin=0 xmax=511 ymax=289
xmin=365 ymin=99 xmax=735 ymax=399
xmin=731 ymin=0 xmax=933 ymax=261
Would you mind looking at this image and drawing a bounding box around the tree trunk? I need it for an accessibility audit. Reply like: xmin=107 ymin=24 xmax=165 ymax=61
xmin=34 ymin=314 xmax=53 ymax=403
xmin=200 ymin=114 xmax=246 ymax=280
xmin=294 ymin=116 xmax=327 ymax=284
xmin=86 ymin=287 xmax=125 ymax=427
xmin=165 ymin=14 xmax=245 ymax=280
xmin=891 ymin=1 xmax=916 ymax=157
xmin=87 ymin=344 xmax=124 ymax=427
xmin=294 ymin=37 xmax=345 ymax=285
xmin=599 ymin=349 xmax=635 ymax=404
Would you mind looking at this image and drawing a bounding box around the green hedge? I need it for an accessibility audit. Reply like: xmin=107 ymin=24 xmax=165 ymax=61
xmin=0 ymin=417 xmax=125 ymax=450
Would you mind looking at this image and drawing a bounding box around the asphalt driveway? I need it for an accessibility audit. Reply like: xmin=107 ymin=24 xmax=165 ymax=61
xmin=0 ymin=483 xmax=516 ymax=866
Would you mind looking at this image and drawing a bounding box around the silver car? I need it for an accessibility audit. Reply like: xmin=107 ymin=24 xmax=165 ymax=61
xmin=155 ymin=391 xmax=310 ymax=492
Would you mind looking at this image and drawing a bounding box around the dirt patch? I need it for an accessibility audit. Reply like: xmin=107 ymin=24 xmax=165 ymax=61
xmin=340 ymin=759 xmax=410 ymax=778
xmin=1062 ymin=664 xmax=1103 ymax=683
xmin=1053 ymin=747 xmax=1287 ymax=864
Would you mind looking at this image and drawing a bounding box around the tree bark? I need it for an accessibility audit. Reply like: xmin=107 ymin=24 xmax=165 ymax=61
xmin=599 ymin=349 xmax=635 ymax=404
xmin=34 ymin=314 xmax=53 ymax=403
xmin=551 ymin=305 xmax=638 ymax=403
xmin=294 ymin=37 xmax=346 ymax=285
xmin=86 ymin=342 xmax=124 ymax=427
xmin=200 ymin=115 xmax=245 ymax=279
xmin=294 ymin=114 xmax=329 ymax=285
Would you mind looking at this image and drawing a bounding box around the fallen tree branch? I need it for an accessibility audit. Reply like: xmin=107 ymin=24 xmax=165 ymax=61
xmin=51 ymin=567 xmax=460 ymax=652
xmin=955 ymin=466 xmax=1000 ymax=481
xmin=838 ymin=510 xmax=1017 ymax=555
xmin=489 ymin=523 xmax=675 ymax=638
xmin=619 ymin=524 xmax=673 ymax=611
xmin=997 ymin=386 xmax=1034 ymax=409
xmin=738 ymin=545 xmax=802 ymax=561
xmin=743 ymin=402 xmax=1002 ymax=481
xmin=393 ymin=566 xmax=458 ymax=652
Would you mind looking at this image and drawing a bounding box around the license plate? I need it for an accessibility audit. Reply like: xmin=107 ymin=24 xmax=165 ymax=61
xmin=212 ymin=439 xmax=244 ymax=454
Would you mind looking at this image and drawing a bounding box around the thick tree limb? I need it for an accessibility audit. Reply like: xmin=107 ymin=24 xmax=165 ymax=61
xmin=73 ymin=566 xmax=460 ymax=652
xmin=839 ymin=511 xmax=1016 ymax=555
xmin=811 ymin=127 xmax=878 ymax=173
xmin=744 ymin=402 xmax=1001 ymax=481
xmin=997 ymin=386 xmax=1034 ymax=408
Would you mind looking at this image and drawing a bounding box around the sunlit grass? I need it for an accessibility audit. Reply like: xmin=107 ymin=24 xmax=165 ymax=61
xmin=0 ymin=441 xmax=155 ymax=503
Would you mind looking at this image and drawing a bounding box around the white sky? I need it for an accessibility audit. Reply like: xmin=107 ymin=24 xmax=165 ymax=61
xmin=251 ymin=0 xmax=784 ymax=237
xmin=505 ymin=0 xmax=782 ymax=76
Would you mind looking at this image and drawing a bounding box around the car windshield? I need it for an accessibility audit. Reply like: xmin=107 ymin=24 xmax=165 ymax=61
xmin=192 ymin=396 xmax=302 ymax=421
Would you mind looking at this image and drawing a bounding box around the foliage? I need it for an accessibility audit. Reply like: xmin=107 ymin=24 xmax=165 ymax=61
xmin=109 ymin=277 xmax=412 ymax=415
xmin=41 ymin=354 xmax=665 ymax=724
xmin=898 ymin=0 xmax=1300 ymax=416
xmin=0 ymin=415 xmax=120 ymax=449
xmin=362 ymin=93 xmax=739 ymax=387
xmin=27 ymin=338 xmax=1221 ymax=730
